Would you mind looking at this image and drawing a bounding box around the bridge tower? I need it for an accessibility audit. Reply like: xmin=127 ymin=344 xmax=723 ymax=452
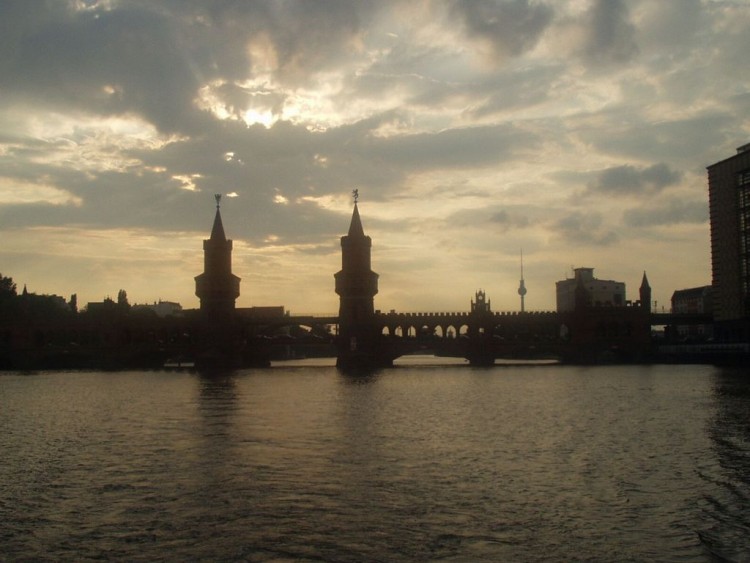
xmin=334 ymin=192 xmax=382 ymax=369
xmin=195 ymin=194 xmax=241 ymax=318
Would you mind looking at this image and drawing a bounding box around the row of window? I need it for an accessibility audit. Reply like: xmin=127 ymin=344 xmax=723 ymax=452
xmin=739 ymin=177 xmax=750 ymax=310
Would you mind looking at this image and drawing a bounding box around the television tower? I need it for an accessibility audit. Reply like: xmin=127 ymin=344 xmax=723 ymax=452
xmin=517 ymin=249 xmax=527 ymax=312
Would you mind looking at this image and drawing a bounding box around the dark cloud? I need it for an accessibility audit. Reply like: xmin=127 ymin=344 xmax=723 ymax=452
xmin=489 ymin=209 xmax=530 ymax=231
xmin=445 ymin=205 xmax=532 ymax=231
xmin=579 ymin=0 xmax=639 ymax=66
xmin=450 ymin=0 xmax=554 ymax=61
xmin=365 ymin=122 xmax=541 ymax=172
xmin=550 ymin=211 xmax=618 ymax=246
xmin=463 ymin=64 xmax=560 ymax=119
xmin=638 ymin=0 xmax=703 ymax=51
xmin=135 ymin=0 xmax=372 ymax=83
xmin=0 ymin=3 xmax=207 ymax=133
xmin=588 ymin=163 xmax=682 ymax=195
xmin=578 ymin=113 xmax=737 ymax=167
xmin=623 ymin=200 xmax=708 ymax=227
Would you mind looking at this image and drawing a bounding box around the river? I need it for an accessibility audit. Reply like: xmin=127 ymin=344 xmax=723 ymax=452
xmin=1 ymin=359 xmax=749 ymax=561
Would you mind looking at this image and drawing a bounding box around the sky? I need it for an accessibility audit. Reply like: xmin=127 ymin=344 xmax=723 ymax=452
xmin=1 ymin=0 xmax=749 ymax=315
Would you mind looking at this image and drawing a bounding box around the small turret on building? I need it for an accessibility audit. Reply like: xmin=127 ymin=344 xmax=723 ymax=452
xmin=195 ymin=194 xmax=240 ymax=318
xmin=471 ymin=290 xmax=491 ymax=314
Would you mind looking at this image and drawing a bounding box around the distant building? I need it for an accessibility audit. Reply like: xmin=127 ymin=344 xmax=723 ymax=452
xmin=707 ymin=142 xmax=750 ymax=340
xmin=132 ymin=300 xmax=184 ymax=318
xmin=556 ymin=268 xmax=626 ymax=312
xmin=671 ymin=286 xmax=713 ymax=339
xmin=85 ymin=298 xmax=117 ymax=315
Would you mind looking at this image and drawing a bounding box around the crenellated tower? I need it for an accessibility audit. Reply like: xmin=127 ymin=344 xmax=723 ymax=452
xmin=334 ymin=191 xmax=381 ymax=368
xmin=195 ymin=194 xmax=241 ymax=318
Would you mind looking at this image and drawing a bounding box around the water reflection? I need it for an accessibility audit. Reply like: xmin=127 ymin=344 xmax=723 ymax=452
xmin=699 ymin=368 xmax=750 ymax=561
xmin=3 ymin=366 xmax=750 ymax=561
xmin=196 ymin=369 xmax=239 ymax=446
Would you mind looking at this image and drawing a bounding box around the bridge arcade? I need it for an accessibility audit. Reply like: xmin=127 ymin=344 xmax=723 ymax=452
xmin=333 ymin=199 xmax=656 ymax=368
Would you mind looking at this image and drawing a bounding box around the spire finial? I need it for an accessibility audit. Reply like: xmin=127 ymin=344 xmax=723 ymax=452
xmin=215 ymin=194 xmax=221 ymax=208
xmin=352 ymin=189 xmax=359 ymax=205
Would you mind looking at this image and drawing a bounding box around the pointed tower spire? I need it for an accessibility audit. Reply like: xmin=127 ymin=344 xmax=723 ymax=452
xmin=348 ymin=203 xmax=365 ymax=237
xmin=210 ymin=194 xmax=227 ymax=241
xmin=639 ymin=271 xmax=651 ymax=311
xmin=347 ymin=189 xmax=365 ymax=237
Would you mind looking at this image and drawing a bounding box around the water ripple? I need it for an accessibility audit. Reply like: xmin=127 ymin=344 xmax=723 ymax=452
xmin=1 ymin=365 xmax=749 ymax=561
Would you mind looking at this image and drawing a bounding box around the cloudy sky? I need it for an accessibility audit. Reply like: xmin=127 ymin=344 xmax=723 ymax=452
xmin=1 ymin=0 xmax=749 ymax=314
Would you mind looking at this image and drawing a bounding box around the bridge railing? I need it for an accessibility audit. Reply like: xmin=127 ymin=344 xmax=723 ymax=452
xmin=376 ymin=310 xmax=558 ymax=318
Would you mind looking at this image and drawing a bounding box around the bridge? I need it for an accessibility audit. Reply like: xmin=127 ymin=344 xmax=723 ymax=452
xmin=205 ymin=199 xmax=713 ymax=369
xmin=324 ymin=200 xmax=678 ymax=369
xmin=1 ymin=197 xmax=711 ymax=371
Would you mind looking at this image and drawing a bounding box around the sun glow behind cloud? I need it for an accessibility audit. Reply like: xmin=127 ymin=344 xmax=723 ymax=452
xmin=195 ymin=66 xmax=432 ymax=133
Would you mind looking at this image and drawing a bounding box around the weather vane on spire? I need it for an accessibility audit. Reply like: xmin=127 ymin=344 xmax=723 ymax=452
xmin=352 ymin=189 xmax=359 ymax=205
xmin=215 ymin=194 xmax=222 ymax=208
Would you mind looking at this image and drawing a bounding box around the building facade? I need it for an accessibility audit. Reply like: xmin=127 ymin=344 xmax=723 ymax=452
xmin=707 ymin=143 xmax=750 ymax=340
xmin=556 ymin=268 xmax=626 ymax=312
xmin=671 ymin=285 xmax=713 ymax=339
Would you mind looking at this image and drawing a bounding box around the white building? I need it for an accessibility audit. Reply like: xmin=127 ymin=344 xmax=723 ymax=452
xmin=556 ymin=267 xmax=626 ymax=312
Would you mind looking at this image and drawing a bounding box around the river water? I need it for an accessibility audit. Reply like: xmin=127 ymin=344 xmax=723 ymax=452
xmin=1 ymin=359 xmax=749 ymax=562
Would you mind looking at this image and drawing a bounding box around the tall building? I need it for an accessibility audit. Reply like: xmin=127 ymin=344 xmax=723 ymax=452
xmin=194 ymin=195 xmax=240 ymax=317
xmin=707 ymin=143 xmax=750 ymax=333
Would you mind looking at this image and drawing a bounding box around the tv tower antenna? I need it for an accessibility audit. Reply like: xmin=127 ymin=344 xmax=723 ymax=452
xmin=517 ymin=249 xmax=527 ymax=312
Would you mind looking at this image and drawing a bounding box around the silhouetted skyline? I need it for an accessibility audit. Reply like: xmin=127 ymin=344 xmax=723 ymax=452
xmin=1 ymin=1 xmax=748 ymax=313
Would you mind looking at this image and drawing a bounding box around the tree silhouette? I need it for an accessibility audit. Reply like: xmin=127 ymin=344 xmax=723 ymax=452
xmin=0 ymin=274 xmax=17 ymax=300
xmin=117 ymin=289 xmax=130 ymax=311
